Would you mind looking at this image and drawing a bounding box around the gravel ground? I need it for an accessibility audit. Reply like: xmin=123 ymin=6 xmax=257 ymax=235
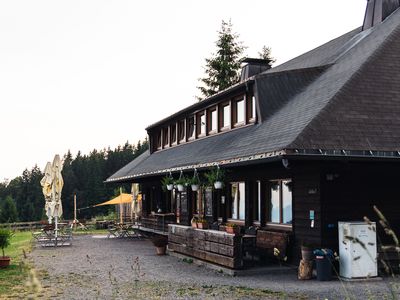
xmin=28 ymin=235 xmax=400 ymax=300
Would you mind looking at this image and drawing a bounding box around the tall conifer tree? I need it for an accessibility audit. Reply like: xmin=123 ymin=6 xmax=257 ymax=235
xmin=198 ymin=20 xmax=244 ymax=100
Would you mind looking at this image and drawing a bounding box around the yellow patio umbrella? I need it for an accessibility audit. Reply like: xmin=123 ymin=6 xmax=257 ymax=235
xmin=94 ymin=190 xmax=132 ymax=224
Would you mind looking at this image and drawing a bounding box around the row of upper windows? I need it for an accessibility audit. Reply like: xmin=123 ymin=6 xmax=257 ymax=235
xmin=153 ymin=94 xmax=256 ymax=151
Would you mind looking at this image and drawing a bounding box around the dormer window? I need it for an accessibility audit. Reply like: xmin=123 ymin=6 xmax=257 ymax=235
xmin=187 ymin=116 xmax=195 ymax=140
xmin=162 ymin=127 xmax=169 ymax=148
xmin=208 ymin=107 xmax=217 ymax=134
xmin=178 ymin=120 xmax=185 ymax=143
xmin=170 ymin=123 xmax=177 ymax=145
xmin=197 ymin=111 xmax=206 ymax=137
xmin=221 ymin=102 xmax=231 ymax=130
xmin=248 ymin=95 xmax=256 ymax=122
xmin=156 ymin=131 xmax=162 ymax=150
xmin=233 ymin=97 xmax=245 ymax=126
xmin=150 ymin=90 xmax=257 ymax=153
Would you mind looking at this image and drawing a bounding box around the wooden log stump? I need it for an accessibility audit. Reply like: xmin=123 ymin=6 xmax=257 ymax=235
xmin=298 ymin=259 xmax=313 ymax=280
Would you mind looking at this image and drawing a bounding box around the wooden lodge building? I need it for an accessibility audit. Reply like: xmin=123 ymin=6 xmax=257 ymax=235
xmin=107 ymin=0 xmax=400 ymax=269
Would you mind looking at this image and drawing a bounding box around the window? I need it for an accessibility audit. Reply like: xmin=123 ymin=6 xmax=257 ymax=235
xmin=221 ymin=103 xmax=230 ymax=129
xmin=235 ymin=99 xmax=245 ymax=124
xmin=187 ymin=116 xmax=195 ymax=140
xmin=178 ymin=120 xmax=185 ymax=142
xmin=170 ymin=124 xmax=177 ymax=145
xmin=162 ymin=128 xmax=169 ymax=148
xmin=208 ymin=108 xmax=217 ymax=133
xmin=253 ymin=180 xmax=261 ymax=222
xmin=197 ymin=111 xmax=206 ymax=136
xmin=269 ymin=179 xmax=292 ymax=224
xmin=230 ymin=182 xmax=245 ymax=220
xmin=248 ymin=95 xmax=256 ymax=121
xmin=156 ymin=131 xmax=162 ymax=150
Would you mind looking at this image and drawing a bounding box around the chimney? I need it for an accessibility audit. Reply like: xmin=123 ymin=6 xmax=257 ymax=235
xmin=240 ymin=58 xmax=271 ymax=81
xmin=362 ymin=0 xmax=400 ymax=30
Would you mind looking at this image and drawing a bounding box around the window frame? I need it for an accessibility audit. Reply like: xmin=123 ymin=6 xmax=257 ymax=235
xmin=187 ymin=115 xmax=195 ymax=141
xmin=219 ymin=101 xmax=231 ymax=131
xmin=268 ymin=179 xmax=292 ymax=225
xmin=162 ymin=127 xmax=169 ymax=148
xmin=170 ymin=123 xmax=177 ymax=146
xmin=208 ymin=107 xmax=218 ymax=134
xmin=177 ymin=119 xmax=185 ymax=143
xmin=229 ymin=181 xmax=246 ymax=221
xmin=233 ymin=96 xmax=246 ymax=127
xmin=196 ymin=111 xmax=206 ymax=137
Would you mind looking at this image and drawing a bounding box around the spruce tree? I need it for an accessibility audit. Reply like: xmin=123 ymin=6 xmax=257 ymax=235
xmin=198 ymin=20 xmax=244 ymax=100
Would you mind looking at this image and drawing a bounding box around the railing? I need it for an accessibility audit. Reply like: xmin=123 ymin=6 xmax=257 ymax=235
xmin=0 ymin=221 xmax=44 ymax=231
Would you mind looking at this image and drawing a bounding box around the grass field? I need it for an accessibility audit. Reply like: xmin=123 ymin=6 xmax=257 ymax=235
xmin=0 ymin=231 xmax=33 ymax=297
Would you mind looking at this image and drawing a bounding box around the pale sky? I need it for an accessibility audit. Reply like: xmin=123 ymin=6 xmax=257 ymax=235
xmin=0 ymin=0 xmax=366 ymax=181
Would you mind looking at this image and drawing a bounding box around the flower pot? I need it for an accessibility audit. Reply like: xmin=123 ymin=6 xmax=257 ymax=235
xmin=214 ymin=181 xmax=223 ymax=189
xmin=177 ymin=184 xmax=185 ymax=192
xmin=197 ymin=223 xmax=208 ymax=230
xmin=0 ymin=256 xmax=10 ymax=268
xmin=191 ymin=184 xmax=199 ymax=192
xmin=301 ymin=246 xmax=313 ymax=261
xmin=155 ymin=246 xmax=166 ymax=255
xmin=226 ymin=226 xmax=240 ymax=235
xmin=191 ymin=222 xmax=197 ymax=228
xmin=166 ymin=184 xmax=173 ymax=191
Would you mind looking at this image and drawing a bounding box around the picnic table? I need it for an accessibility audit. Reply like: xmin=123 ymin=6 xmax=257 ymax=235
xmin=32 ymin=224 xmax=73 ymax=247
xmin=107 ymin=223 xmax=142 ymax=239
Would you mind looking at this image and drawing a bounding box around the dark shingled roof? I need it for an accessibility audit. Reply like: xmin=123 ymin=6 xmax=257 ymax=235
xmin=107 ymin=7 xmax=400 ymax=183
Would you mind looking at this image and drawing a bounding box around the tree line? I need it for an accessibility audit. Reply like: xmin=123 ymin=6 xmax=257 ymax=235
xmin=0 ymin=140 xmax=148 ymax=223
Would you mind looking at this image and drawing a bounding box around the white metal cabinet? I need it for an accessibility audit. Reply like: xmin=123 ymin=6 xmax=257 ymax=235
xmin=339 ymin=221 xmax=377 ymax=278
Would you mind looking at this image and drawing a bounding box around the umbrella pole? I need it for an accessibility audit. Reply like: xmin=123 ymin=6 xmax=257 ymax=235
xmin=74 ymin=193 xmax=77 ymax=230
xmin=119 ymin=187 xmax=123 ymax=224
xmin=55 ymin=215 xmax=58 ymax=247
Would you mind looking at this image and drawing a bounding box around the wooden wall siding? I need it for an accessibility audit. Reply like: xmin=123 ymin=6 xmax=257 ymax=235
xmin=168 ymin=224 xmax=243 ymax=269
xmin=291 ymin=165 xmax=322 ymax=261
xmin=320 ymin=162 xmax=400 ymax=251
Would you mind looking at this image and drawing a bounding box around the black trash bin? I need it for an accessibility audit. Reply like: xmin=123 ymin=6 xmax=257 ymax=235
xmin=315 ymin=255 xmax=332 ymax=281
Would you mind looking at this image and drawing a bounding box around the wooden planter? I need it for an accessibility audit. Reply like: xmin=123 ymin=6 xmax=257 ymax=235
xmin=156 ymin=246 xmax=167 ymax=255
xmin=226 ymin=226 xmax=240 ymax=235
xmin=197 ymin=223 xmax=208 ymax=230
xmin=0 ymin=257 xmax=10 ymax=268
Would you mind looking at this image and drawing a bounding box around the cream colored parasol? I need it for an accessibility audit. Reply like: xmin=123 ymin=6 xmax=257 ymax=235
xmin=40 ymin=154 xmax=64 ymax=244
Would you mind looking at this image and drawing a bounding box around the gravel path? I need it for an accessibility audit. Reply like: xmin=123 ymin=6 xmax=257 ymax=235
xmin=30 ymin=235 xmax=400 ymax=299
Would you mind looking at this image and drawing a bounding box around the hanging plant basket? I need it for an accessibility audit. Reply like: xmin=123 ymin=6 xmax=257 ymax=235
xmin=177 ymin=184 xmax=185 ymax=192
xmin=204 ymin=166 xmax=225 ymax=189
xmin=161 ymin=173 xmax=174 ymax=191
xmin=214 ymin=181 xmax=223 ymax=189
xmin=188 ymin=169 xmax=201 ymax=192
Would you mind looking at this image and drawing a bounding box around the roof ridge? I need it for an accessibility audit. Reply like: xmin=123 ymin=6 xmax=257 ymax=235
xmin=288 ymin=15 xmax=400 ymax=149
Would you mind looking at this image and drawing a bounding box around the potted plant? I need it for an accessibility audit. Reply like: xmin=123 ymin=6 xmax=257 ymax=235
xmin=175 ymin=175 xmax=188 ymax=192
xmin=0 ymin=229 xmax=13 ymax=268
xmin=151 ymin=235 xmax=168 ymax=255
xmin=188 ymin=175 xmax=201 ymax=192
xmin=204 ymin=167 xmax=225 ymax=190
xmin=161 ymin=176 xmax=174 ymax=191
xmin=301 ymin=241 xmax=313 ymax=261
xmin=225 ymin=223 xmax=240 ymax=235
xmin=196 ymin=218 xmax=208 ymax=230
